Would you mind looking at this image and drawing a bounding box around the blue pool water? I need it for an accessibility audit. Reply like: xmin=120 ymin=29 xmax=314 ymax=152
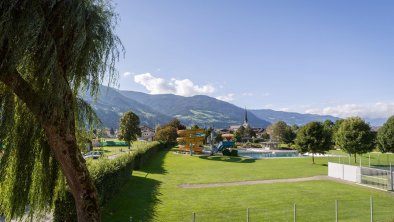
xmin=238 ymin=150 xmax=299 ymax=159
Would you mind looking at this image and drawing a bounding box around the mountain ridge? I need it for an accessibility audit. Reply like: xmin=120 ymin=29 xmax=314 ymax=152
xmin=83 ymin=85 xmax=350 ymax=129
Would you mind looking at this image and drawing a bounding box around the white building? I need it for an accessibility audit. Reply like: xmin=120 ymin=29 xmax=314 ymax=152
xmin=139 ymin=125 xmax=155 ymax=141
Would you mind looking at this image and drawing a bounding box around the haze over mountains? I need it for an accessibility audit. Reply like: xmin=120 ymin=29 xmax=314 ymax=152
xmin=81 ymin=85 xmax=346 ymax=129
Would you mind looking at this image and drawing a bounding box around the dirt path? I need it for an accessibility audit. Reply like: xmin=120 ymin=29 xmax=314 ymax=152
xmin=178 ymin=175 xmax=347 ymax=188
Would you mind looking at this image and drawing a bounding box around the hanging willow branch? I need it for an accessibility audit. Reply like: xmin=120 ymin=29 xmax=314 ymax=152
xmin=0 ymin=0 xmax=122 ymax=220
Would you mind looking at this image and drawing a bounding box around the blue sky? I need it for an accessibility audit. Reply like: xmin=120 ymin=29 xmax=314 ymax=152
xmin=111 ymin=0 xmax=394 ymax=118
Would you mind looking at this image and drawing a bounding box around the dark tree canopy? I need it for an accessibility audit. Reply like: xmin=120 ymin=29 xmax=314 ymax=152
xmin=0 ymin=0 xmax=122 ymax=221
xmin=190 ymin=124 xmax=200 ymax=130
xmin=154 ymin=126 xmax=178 ymax=144
xmin=335 ymin=117 xmax=375 ymax=163
xmin=118 ymin=111 xmax=141 ymax=150
xmin=295 ymin=121 xmax=332 ymax=163
xmin=377 ymin=116 xmax=394 ymax=153
xmin=267 ymin=121 xmax=295 ymax=144
xmin=167 ymin=118 xmax=186 ymax=130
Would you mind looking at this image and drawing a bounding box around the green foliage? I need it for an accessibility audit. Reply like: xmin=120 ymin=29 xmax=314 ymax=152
xmin=0 ymin=0 xmax=122 ymax=219
xmin=376 ymin=116 xmax=394 ymax=153
xmin=154 ymin=118 xmax=186 ymax=144
xmin=267 ymin=121 xmax=295 ymax=143
xmin=214 ymin=132 xmax=223 ymax=143
xmin=335 ymin=117 xmax=375 ymax=163
xmin=166 ymin=118 xmax=186 ymax=130
xmin=295 ymin=121 xmax=332 ymax=163
xmin=118 ymin=111 xmax=141 ymax=149
xmin=282 ymin=126 xmax=296 ymax=144
xmin=244 ymin=125 xmax=256 ymax=139
xmin=53 ymin=142 xmax=164 ymax=221
xmin=222 ymin=148 xmax=231 ymax=156
xmin=332 ymin=119 xmax=344 ymax=143
xmin=190 ymin=124 xmax=200 ymax=130
xmin=234 ymin=131 xmax=242 ymax=142
xmin=222 ymin=148 xmax=238 ymax=156
xmin=155 ymin=126 xmax=178 ymax=144
xmin=0 ymin=0 xmax=122 ymax=97
xmin=0 ymin=101 xmax=63 ymax=220
xmin=230 ymin=149 xmax=238 ymax=156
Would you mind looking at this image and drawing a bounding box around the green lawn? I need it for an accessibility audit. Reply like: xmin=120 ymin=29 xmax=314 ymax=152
xmin=327 ymin=150 xmax=394 ymax=167
xmin=102 ymin=150 xmax=394 ymax=222
xmin=93 ymin=141 xmax=151 ymax=157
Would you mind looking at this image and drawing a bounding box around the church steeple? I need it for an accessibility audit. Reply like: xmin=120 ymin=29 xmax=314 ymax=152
xmin=243 ymin=107 xmax=249 ymax=128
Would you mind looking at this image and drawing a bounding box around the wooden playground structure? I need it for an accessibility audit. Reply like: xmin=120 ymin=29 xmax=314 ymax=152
xmin=177 ymin=129 xmax=206 ymax=153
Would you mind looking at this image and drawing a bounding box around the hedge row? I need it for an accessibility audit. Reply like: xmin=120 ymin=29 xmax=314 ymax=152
xmin=53 ymin=142 xmax=166 ymax=222
xmin=100 ymin=141 xmax=128 ymax=147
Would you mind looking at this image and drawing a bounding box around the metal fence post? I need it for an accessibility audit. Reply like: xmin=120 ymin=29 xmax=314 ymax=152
xmin=390 ymin=162 xmax=393 ymax=191
xmin=335 ymin=200 xmax=338 ymax=222
xmin=192 ymin=212 xmax=195 ymax=222
xmin=246 ymin=208 xmax=250 ymax=222
xmin=370 ymin=196 xmax=373 ymax=222
xmin=294 ymin=204 xmax=296 ymax=222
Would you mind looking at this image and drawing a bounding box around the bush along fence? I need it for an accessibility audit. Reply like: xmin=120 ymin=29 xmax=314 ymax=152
xmin=53 ymin=142 xmax=167 ymax=221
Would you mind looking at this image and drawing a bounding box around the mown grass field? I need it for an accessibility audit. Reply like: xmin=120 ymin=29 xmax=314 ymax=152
xmin=93 ymin=140 xmax=151 ymax=157
xmin=327 ymin=150 xmax=394 ymax=167
xmin=102 ymin=150 xmax=394 ymax=222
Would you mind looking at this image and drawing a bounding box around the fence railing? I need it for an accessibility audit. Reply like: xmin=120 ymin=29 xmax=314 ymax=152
xmin=183 ymin=197 xmax=394 ymax=222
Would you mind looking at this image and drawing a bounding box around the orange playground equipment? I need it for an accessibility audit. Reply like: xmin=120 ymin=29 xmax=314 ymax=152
xmin=177 ymin=129 xmax=206 ymax=153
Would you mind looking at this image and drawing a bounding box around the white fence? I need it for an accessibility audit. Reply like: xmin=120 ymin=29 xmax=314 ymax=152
xmin=328 ymin=162 xmax=394 ymax=191
xmin=328 ymin=162 xmax=360 ymax=183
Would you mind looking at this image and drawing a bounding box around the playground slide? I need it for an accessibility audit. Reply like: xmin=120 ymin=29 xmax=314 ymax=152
xmin=213 ymin=141 xmax=234 ymax=154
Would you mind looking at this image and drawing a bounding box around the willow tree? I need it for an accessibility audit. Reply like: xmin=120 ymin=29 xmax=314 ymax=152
xmin=0 ymin=0 xmax=121 ymax=221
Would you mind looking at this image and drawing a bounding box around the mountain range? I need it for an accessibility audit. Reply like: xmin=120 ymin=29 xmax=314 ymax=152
xmin=82 ymin=85 xmax=344 ymax=129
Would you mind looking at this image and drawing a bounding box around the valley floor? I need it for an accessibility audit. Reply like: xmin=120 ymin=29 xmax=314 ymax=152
xmin=102 ymin=150 xmax=394 ymax=222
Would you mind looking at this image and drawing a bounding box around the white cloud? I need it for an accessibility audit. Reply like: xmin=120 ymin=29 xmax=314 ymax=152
xmin=123 ymin=72 xmax=131 ymax=76
xmin=242 ymin=92 xmax=254 ymax=96
xmin=134 ymin=73 xmax=215 ymax=96
xmin=216 ymin=93 xmax=235 ymax=102
xmin=305 ymin=102 xmax=394 ymax=118
xmin=279 ymin=108 xmax=290 ymax=112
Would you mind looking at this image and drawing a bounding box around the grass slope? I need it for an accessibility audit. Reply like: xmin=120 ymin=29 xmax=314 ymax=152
xmin=102 ymin=150 xmax=394 ymax=222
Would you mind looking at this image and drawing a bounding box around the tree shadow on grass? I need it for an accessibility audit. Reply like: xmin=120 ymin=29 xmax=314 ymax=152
xmin=102 ymin=149 xmax=169 ymax=222
xmin=102 ymin=176 xmax=162 ymax=222
xmin=199 ymin=155 xmax=255 ymax=163
xmin=142 ymin=150 xmax=168 ymax=175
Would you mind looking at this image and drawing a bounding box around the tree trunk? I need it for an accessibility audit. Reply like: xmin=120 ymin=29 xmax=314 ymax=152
xmin=43 ymin=123 xmax=100 ymax=222
xmin=312 ymin=153 xmax=315 ymax=164
xmin=40 ymin=89 xmax=100 ymax=222
xmin=354 ymin=153 xmax=357 ymax=163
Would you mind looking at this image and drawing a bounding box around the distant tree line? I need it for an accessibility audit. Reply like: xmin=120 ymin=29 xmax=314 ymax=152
xmin=264 ymin=116 xmax=394 ymax=164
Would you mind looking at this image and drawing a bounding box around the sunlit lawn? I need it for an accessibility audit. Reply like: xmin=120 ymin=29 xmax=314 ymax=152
xmin=102 ymin=150 xmax=394 ymax=221
xmin=327 ymin=149 xmax=394 ymax=167
xmin=93 ymin=140 xmax=151 ymax=157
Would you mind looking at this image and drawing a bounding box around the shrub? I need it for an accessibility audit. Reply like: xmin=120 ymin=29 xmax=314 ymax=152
xmin=222 ymin=148 xmax=231 ymax=156
xmin=222 ymin=148 xmax=238 ymax=157
xmin=230 ymin=149 xmax=238 ymax=157
xmin=53 ymin=142 xmax=166 ymax=221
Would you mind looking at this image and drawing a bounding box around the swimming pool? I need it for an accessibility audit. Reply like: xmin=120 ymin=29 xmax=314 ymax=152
xmin=237 ymin=149 xmax=299 ymax=159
